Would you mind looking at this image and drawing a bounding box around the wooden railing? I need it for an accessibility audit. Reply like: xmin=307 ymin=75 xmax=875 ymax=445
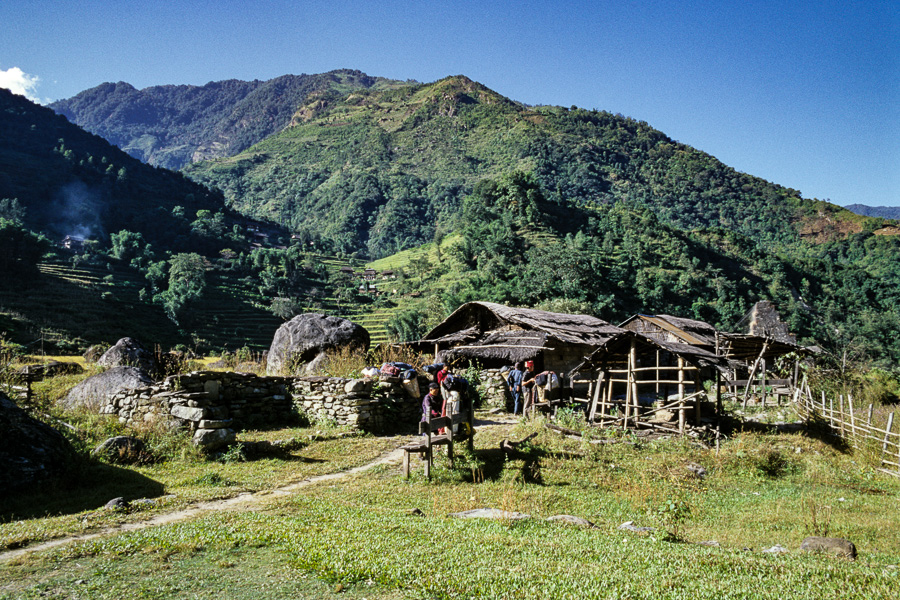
xmin=795 ymin=390 xmax=900 ymax=478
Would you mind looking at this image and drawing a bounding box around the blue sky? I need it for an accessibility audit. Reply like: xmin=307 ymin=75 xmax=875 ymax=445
xmin=2 ymin=0 xmax=898 ymax=207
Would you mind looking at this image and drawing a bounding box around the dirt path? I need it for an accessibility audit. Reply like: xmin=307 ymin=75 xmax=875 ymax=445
xmin=0 ymin=446 xmax=408 ymax=563
xmin=1 ymin=415 xmax=519 ymax=563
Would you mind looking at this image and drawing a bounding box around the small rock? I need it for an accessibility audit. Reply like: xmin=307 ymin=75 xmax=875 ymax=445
xmin=449 ymin=508 xmax=530 ymax=520
xmin=104 ymin=497 xmax=130 ymax=512
xmin=618 ymin=521 xmax=655 ymax=533
xmin=92 ymin=436 xmax=147 ymax=464
xmin=762 ymin=544 xmax=789 ymax=554
xmin=685 ymin=462 xmax=707 ymax=479
xmin=697 ymin=540 xmax=721 ymax=547
xmin=547 ymin=515 xmax=595 ymax=528
xmin=800 ymin=536 xmax=857 ymax=559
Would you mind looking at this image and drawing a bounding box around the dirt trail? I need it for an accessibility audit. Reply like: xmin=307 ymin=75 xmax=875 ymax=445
xmin=1 ymin=415 xmax=519 ymax=563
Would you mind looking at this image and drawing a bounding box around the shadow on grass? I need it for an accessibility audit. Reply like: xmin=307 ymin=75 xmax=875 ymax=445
xmin=721 ymin=412 xmax=852 ymax=454
xmin=0 ymin=461 xmax=165 ymax=522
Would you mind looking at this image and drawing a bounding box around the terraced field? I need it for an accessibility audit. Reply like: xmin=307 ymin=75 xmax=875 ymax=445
xmin=1 ymin=253 xmax=415 ymax=353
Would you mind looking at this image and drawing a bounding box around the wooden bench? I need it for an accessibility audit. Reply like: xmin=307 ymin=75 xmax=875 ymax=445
xmin=400 ymin=413 xmax=467 ymax=479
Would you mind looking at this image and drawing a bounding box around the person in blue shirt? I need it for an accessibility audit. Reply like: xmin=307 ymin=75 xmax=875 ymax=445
xmin=507 ymin=361 xmax=525 ymax=415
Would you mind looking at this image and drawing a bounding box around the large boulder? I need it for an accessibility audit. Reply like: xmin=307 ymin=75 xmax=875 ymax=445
xmin=61 ymin=366 xmax=155 ymax=411
xmin=0 ymin=391 xmax=78 ymax=494
xmin=97 ymin=337 xmax=157 ymax=373
xmin=266 ymin=314 xmax=370 ymax=375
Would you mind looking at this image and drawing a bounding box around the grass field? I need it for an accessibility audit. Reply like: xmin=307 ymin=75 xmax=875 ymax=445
xmin=2 ymin=403 xmax=899 ymax=599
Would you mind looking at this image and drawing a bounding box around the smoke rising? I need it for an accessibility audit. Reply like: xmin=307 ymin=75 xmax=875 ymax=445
xmin=49 ymin=182 xmax=107 ymax=241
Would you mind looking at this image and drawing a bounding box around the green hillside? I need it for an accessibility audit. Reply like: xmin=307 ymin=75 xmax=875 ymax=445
xmin=184 ymin=75 xmax=871 ymax=258
xmin=50 ymin=69 xmax=412 ymax=170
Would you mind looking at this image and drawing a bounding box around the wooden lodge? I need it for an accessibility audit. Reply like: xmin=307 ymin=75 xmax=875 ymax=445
xmin=411 ymin=301 xmax=624 ymax=374
xmin=572 ymin=330 xmax=730 ymax=433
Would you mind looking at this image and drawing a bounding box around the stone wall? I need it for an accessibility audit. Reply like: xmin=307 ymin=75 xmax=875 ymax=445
xmin=101 ymin=371 xmax=293 ymax=448
xmin=289 ymin=376 xmax=422 ymax=433
xmin=99 ymin=370 xmax=425 ymax=447
xmin=478 ymin=369 xmax=511 ymax=410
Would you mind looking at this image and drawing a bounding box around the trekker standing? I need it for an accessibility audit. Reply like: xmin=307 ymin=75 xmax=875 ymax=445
xmin=521 ymin=360 xmax=535 ymax=418
xmin=507 ymin=361 xmax=525 ymax=415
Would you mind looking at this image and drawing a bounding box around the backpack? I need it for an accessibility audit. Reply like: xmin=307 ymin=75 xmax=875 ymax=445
xmin=444 ymin=374 xmax=467 ymax=392
xmin=380 ymin=363 xmax=401 ymax=377
xmin=544 ymin=372 xmax=560 ymax=391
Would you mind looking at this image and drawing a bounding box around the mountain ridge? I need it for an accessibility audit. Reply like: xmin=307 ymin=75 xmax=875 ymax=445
xmin=50 ymin=69 xmax=412 ymax=170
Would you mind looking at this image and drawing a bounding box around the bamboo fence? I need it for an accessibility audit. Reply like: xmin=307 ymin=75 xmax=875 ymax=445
xmin=794 ymin=387 xmax=900 ymax=478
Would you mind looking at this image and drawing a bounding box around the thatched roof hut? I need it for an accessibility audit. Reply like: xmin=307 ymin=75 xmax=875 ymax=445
xmin=575 ymin=330 xmax=730 ymax=375
xmin=414 ymin=302 xmax=624 ymax=372
xmin=619 ymin=314 xmax=718 ymax=350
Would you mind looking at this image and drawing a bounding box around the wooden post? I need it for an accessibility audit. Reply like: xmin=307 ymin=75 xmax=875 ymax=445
xmin=715 ymin=369 xmax=722 ymax=424
xmin=678 ymin=356 xmax=686 ymax=434
xmin=867 ymin=404 xmax=874 ymax=427
xmin=761 ymin=358 xmax=767 ymax=406
xmin=604 ymin=371 xmax=614 ymax=423
xmin=821 ymin=391 xmax=826 ymax=414
xmin=839 ymin=395 xmax=845 ymax=436
xmin=624 ymin=340 xmax=636 ymax=430
xmin=655 ymin=350 xmax=660 ymax=397
xmin=848 ymin=394 xmax=856 ymax=440
xmin=743 ymin=340 xmax=768 ymax=408
xmin=881 ymin=412 xmax=895 ymax=468
xmin=588 ymin=372 xmax=605 ymax=422
xmin=829 ymin=396 xmax=835 ymax=429
xmin=694 ymin=371 xmax=702 ymax=426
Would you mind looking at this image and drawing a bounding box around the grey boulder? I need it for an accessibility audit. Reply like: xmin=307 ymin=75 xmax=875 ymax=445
xmin=98 ymin=337 xmax=157 ymax=373
xmin=61 ymin=366 xmax=154 ymax=411
xmin=266 ymin=314 xmax=369 ymax=375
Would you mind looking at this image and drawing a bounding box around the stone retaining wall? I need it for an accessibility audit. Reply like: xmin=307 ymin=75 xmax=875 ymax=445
xmin=290 ymin=376 xmax=422 ymax=433
xmin=479 ymin=369 xmax=511 ymax=409
xmin=100 ymin=371 xmax=425 ymax=448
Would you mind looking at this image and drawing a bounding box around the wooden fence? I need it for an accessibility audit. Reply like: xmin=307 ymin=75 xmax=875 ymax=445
xmin=794 ymin=389 xmax=900 ymax=478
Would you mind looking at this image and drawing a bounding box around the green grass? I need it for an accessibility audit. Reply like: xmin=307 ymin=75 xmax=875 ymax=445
xmin=2 ymin=409 xmax=899 ymax=599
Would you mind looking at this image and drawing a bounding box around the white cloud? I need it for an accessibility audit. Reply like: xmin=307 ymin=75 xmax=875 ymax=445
xmin=0 ymin=67 xmax=46 ymax=104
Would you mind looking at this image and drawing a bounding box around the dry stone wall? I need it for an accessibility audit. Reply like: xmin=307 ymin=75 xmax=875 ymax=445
xmin=99 ymin=371 xmax=425 ymax=448
xmin=479 ymin=369 xmax=511 ymax=409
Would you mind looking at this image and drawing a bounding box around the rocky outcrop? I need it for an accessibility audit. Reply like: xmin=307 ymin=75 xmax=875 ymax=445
xmin=266 ymin=314 xmax=369 ymax=375
xmin=98 ymin=337 xmax=157 ymax=373
xmin=0 ymin=391 xmax=78 ymax=494
xmin=61 ymin=366 xmax=155 ymax=411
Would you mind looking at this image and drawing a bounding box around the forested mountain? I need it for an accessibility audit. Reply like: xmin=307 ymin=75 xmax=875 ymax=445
xmin=50 ymin=70 xmax=411 ymax=170
xmin=183 ymin=75 xmax=870 ymax=258
xmin=845 ymin=204 xmax=900 ymax=220
xmin=0 ymin=87 xmax=239 ymax=252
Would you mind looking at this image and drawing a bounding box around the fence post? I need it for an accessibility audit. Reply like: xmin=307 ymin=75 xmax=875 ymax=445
xmin=867 ymin=404 xmax=874 ymax=427
xmin=848 ymin=394 xmax=856 ymax=440
xmin=880 ymin=412 xmax=894 ymax=468
xmin=839 ymin=395 xmax=845 ymax=436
